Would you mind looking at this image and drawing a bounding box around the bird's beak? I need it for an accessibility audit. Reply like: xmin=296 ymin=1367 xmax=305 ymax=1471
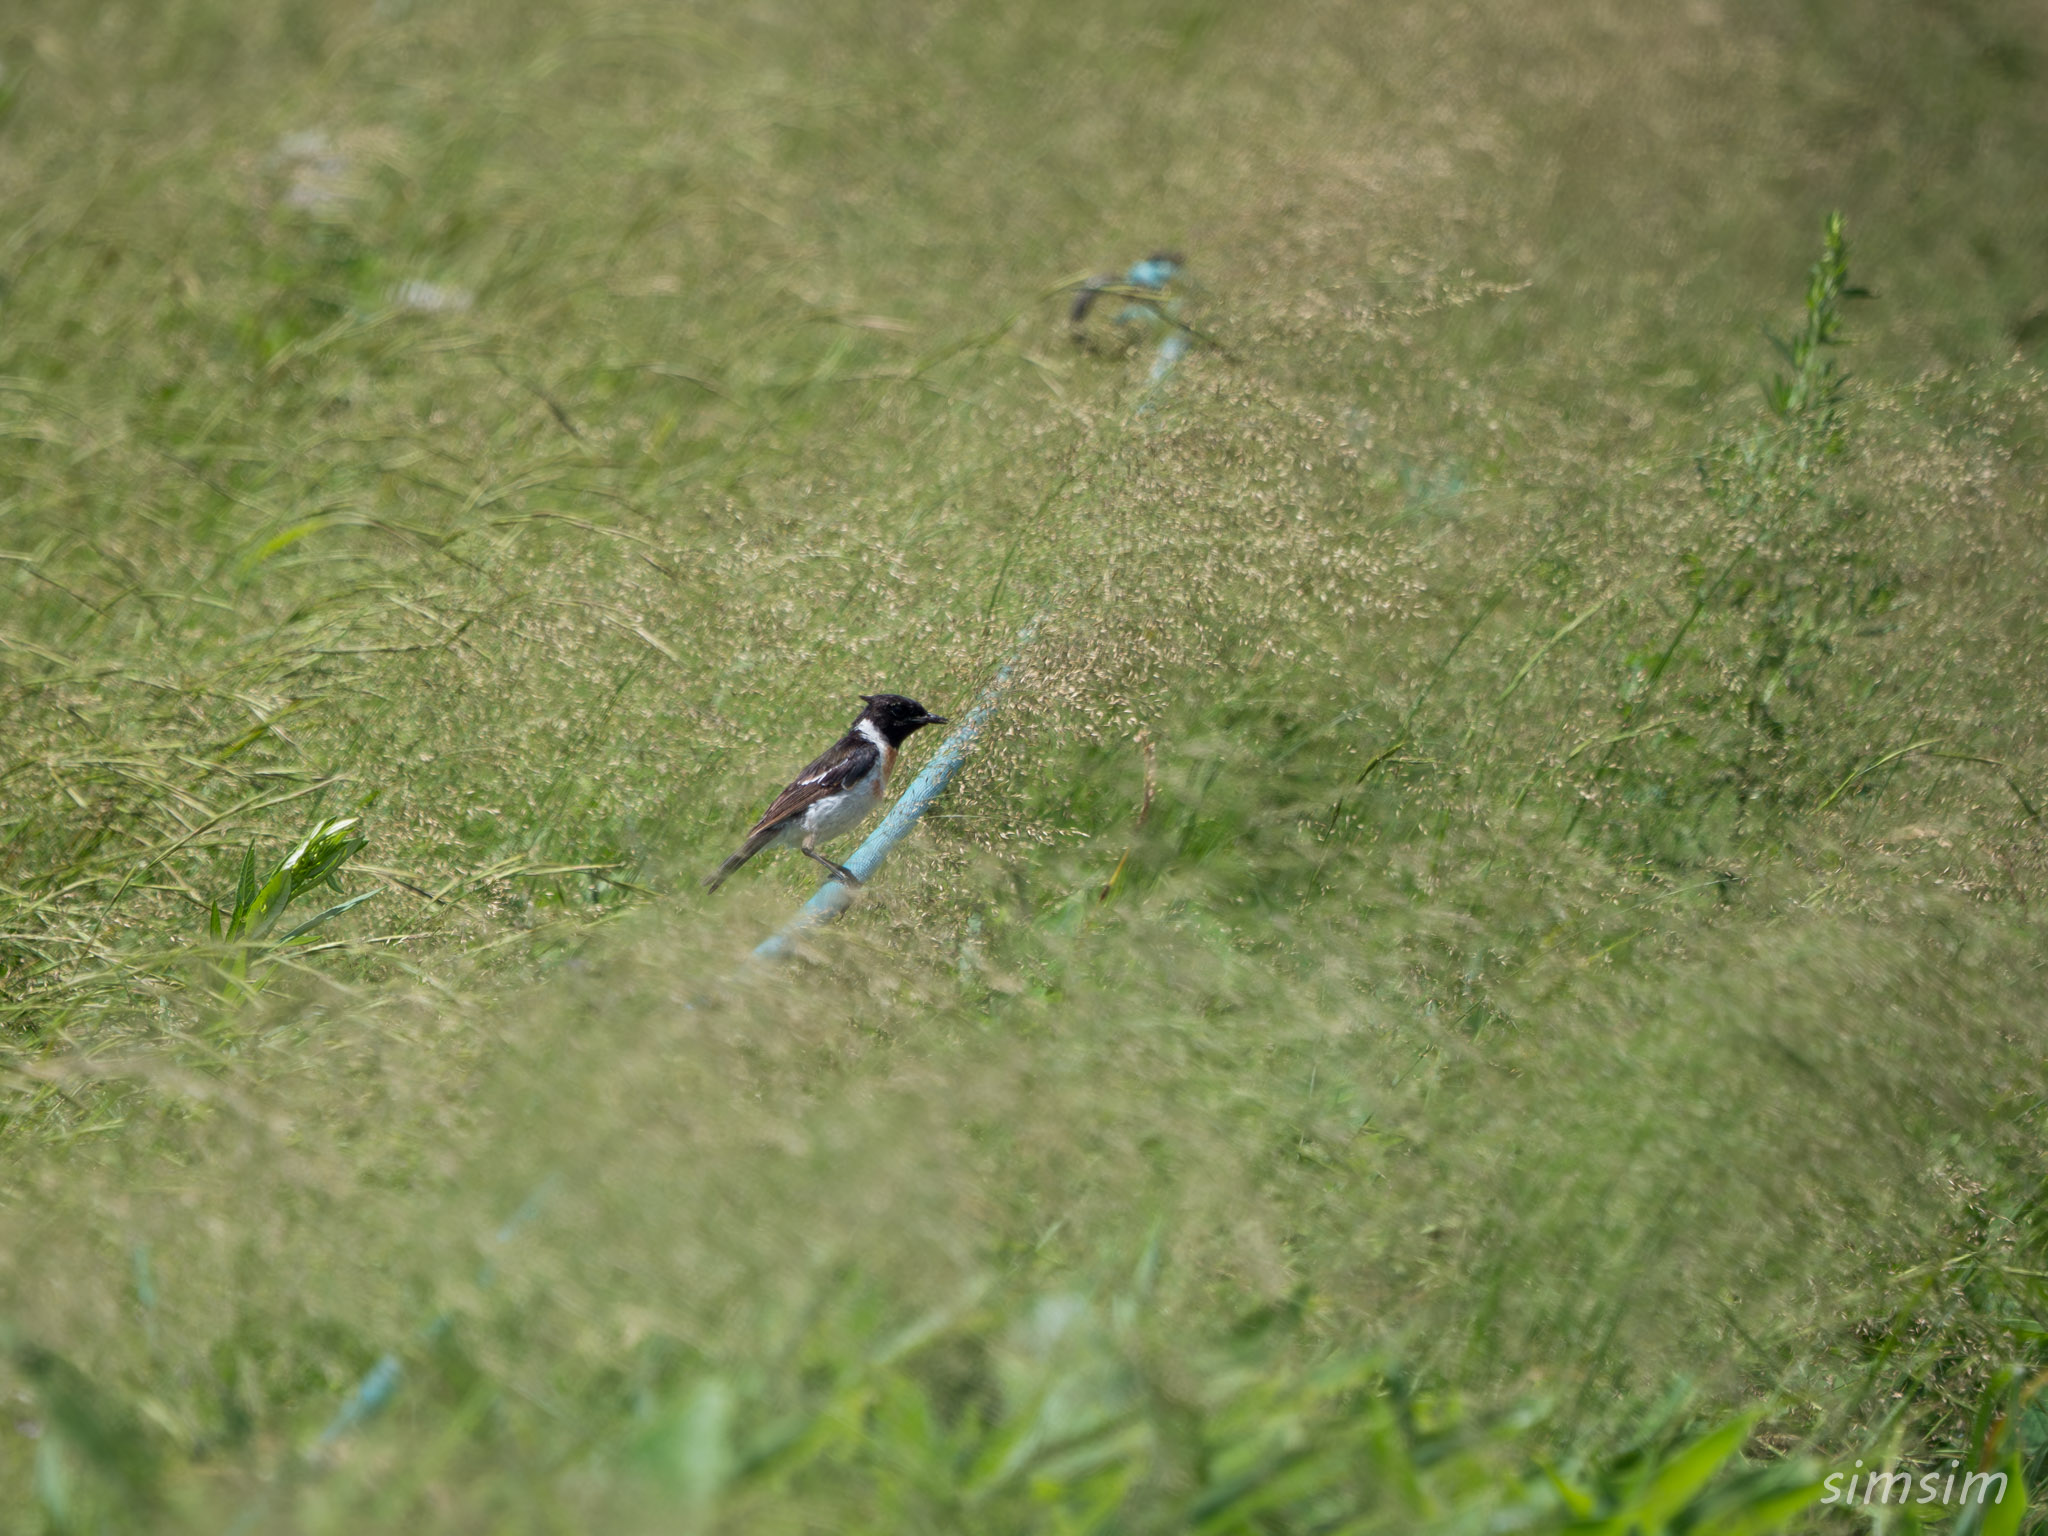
xmin=921 ymin=714 xmax=949 ymax=727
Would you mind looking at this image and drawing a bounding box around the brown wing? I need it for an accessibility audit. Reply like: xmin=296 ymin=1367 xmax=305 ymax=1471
xmin=745 ymin=735 xmax=878 ymax=837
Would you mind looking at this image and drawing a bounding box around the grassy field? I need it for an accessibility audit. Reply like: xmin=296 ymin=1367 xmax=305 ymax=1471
xmin=3 ymin=0 xmax=2048 ymax=1529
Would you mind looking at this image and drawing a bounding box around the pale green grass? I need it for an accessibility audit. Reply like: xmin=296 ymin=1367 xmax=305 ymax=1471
xmin=2 ymin=1 xmax=2047 ymax=1530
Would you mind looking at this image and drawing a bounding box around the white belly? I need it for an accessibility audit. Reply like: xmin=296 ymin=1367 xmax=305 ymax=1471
xmin=777 ymin=761 xmax=884 ymax=846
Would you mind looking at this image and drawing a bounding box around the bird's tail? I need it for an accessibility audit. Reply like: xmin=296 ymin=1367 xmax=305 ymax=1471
xmin=703 ymin=830 xmax=775 ymax=893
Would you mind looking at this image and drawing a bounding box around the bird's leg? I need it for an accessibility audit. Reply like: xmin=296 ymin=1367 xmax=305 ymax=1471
xmin=801 ymin=837 xmax=862 ymax=886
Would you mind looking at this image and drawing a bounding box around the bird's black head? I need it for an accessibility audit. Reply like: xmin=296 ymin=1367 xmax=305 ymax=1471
xmin=857 ymin=693 xmax=948 ymax=746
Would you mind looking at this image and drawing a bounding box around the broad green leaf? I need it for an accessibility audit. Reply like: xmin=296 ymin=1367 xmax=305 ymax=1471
xmin=1541 ymin=1460 xmax=1595 ymax=1519
xmin=232 ymin=844 xmax=258 ymax=933
xmin=277 ymin=889 xmax=378 ymax=942
xmin=1689 ymin=1479 xmax=1827 ymax=1536
xmin=1632 ymin=1411 xmax=1757 ymax=1529
xmin=240 ymin=517 xmax=336 ymax=573
xmin=1978 ymin=1452 xmax=2026 ymax=1536
xmin=243 ymin=866 xmax=293 ymax=940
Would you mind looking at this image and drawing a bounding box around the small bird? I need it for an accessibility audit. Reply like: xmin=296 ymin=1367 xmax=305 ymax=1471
xmin=704 ymin=693 xmax=949 ymax=893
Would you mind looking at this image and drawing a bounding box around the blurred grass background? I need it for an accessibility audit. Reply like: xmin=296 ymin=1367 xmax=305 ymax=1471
xmin=2 ymin=0 xmax=2047 ymax=1529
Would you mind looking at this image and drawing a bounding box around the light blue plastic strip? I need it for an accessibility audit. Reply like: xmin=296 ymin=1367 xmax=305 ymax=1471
xmin=311 ymin=1178 xmax=556 ymax=1453
xmin=1148 ymin=329 xmax=1190 ymax=384
xmin=753 ymin=618 xmax=1039 ymax=961
xmin=315 ymin=1353 xmax=404 ymax=1449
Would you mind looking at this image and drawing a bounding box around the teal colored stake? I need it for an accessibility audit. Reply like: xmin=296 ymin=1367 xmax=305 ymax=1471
xmin=311 ymin=1178 xmax=556 ymax=1454
xmin=754 ymin=618 xmax=1040 ymax=962
xmin=315 ymin=1352 xmax=403 ymax=1450
xmin=1147 ymin=328 xmax=1190 ymax=386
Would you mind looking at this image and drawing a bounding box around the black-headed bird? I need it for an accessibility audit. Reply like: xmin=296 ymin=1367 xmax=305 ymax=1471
xmin=704 ymin=693 xmax=948 ymax=892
